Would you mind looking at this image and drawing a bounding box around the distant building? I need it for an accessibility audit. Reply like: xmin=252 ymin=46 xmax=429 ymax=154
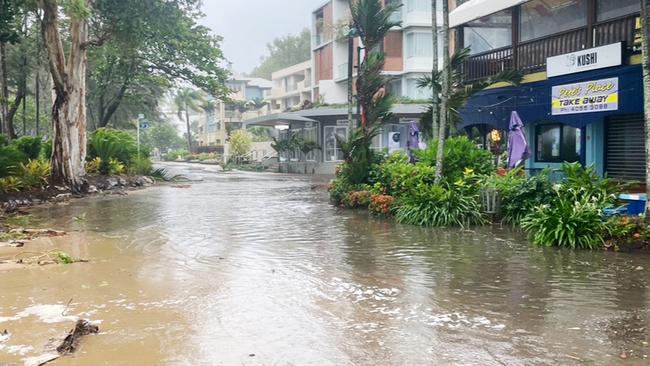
xmin=311 ymin=0 xmax=443 ymax=104
xmin=268 ymin=61 xmax=312 ymax=113
xmin=197 ymin=76 xmax=272 ymax=151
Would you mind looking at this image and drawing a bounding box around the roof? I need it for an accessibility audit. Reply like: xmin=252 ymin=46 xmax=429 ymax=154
xmin=271 ymin=60 xmax=311 ymax=80
xmin=244 ymin=104 xmax=427 ymax=127
xmin=243 ymin=77 xmax=273 ymax=89
xmin=243 ymin=113 xmax=318 ymax=127
xmin=450 ymin=0 xmax=530 ymax=28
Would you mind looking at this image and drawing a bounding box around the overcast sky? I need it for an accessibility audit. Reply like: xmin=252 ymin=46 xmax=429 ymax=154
xmin=199 ymin=0 xmax=324 ymax=75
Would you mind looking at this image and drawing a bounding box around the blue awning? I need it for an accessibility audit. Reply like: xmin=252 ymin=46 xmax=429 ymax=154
xmin=460 ymin=64 xmax=643 ymax=130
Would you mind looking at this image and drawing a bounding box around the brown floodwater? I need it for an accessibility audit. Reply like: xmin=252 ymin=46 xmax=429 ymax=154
xmin=1 ymin=162 xmax=649 ymax=365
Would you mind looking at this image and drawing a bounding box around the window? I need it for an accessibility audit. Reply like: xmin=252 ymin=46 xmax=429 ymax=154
xmin=406 ymin=32 xmax=433 ymax=58
xmin=406 ymin=0 xmax=429 ymax=12
xmin=303 ymin=127 xmax=318 ymax=161
xmin=520 ymin=0 xmax=587 ymax=42
xmin=324 ymin=125 xmax=349 ymax=162
xmin=406 ymin=79 xmax=431 ymax=100
xmin=597 ymin=0 xmax=639 ymax=21
xmin=463 ymin=10 xmax=512 ymax=55
xmin=535 ymin=124 xmax=582 ymax=163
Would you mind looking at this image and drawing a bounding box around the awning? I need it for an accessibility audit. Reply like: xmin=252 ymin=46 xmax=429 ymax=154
xmin=459 ymin=64 xmax=643 ymax=130
xmin=450 ymin=0 xmax=530 ymax=28
xmin=243 ymin=113 xmax=317 ymax=128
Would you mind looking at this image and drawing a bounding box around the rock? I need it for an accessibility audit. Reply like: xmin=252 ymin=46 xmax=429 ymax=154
xmin=32 ymin=199 xmax=42 ymax=205
xmin=117 ymin=177 xmax=127 ymax=187
xmin=635 ymin=266 xmax=644 ymax=271
xmin=87 ymin=185 xmax=98 ymax=194
xmin=106 ymin=178 xmax=119 ymax=189
xmin=142 ymin=176 xmax=155 ymax=185
xmin=55 ymin=193 xmax=72 ymax=202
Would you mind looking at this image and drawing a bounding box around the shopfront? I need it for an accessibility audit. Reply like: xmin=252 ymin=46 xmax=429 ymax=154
xmin=459 ymin=41 xmax=644 ymax=180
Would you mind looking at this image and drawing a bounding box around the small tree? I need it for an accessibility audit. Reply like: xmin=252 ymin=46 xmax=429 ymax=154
xmin=229 ymin=129 xmax=252 ymax=163
xmin=174 ymin=88 xmax=204 ymax=153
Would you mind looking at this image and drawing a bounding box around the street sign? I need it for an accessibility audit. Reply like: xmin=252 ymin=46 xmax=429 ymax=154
xmin=139 ymin=123 xmax=150 ymax=129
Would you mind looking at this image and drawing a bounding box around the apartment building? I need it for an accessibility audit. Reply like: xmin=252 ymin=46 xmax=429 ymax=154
xmin=268 ymin=61 xmax=312 ymax=113
xmin=311 ymin=0 xmax=443 ymax=104
xmin=452 ymin=0 xmax=642 ymax=180
xmin=197 ymin=76 xmax=272 ymax=150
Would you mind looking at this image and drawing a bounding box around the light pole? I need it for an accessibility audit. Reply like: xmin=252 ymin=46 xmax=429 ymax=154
xmin=347 ymin=25 xmax=358 ymax=131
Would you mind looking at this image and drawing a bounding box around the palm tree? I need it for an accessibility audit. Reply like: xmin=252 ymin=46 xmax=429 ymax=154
xmin=340 ymin=0 xmax=401 ymax=185
xmin=418 ymin=48 xmax=523 ymax=138
xmin=431 ymin=0 xmax=439 ymax=144
xmin=435 ymin=0 xmax=450 ymax=181
xmin=641 ymin=0 xmax=650 ymax=218
xmin=174 ymin=88 xmax=204 ymax=152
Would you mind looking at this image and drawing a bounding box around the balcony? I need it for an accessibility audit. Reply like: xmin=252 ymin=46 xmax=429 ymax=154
xmin=462 ymin=14 xmax=639 ymax=83
xmin=337 ymin=62 xmax=349 ymax=80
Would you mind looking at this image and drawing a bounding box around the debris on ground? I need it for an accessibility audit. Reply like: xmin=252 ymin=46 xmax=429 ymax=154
xmin=24 ymin=319 xmax=99 ymax=366
xmin=0 ymin=250 xmax=88 ymax=267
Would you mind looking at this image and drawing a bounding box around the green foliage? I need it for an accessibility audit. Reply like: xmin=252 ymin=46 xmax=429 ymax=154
xmin=88 ymin=128 xmax=138 ymax=174
xmin=11 ymin=136 xmax=42 ymax=160
xmin=342 ymin=190 xmax=372 ymax=209
xmin=337 ymin=127 xmax=382 ymax=185
xmin=40 ymin=140 xmax=53 ymax=160
xmin=128 ymin=156 xmax=153 ymax=175
xmin=484 ymin=168 xmax=554 ymax=224
xmin=17 ymin=160 xmax=51 ymax=189
xmin=250 ymin=29 xmax=311 ymax=79
xmin=248 ymin=127 xmax=273 ymax=142
xmin=108 ymin=158 xmax=125 ymax=175
xmin=328 ymin=178 xmax=357 ymax=206
xmin=0 ymin=176 xmax=23 ymax=194
xmin=0 ymin=145 xmax=26 ymax=178
xmin=373 ymin=152 xmax=435 ymax=197
xmin=560 ymin=162 xmax=617 ymax=205
xmin=86 ymin=157 xmax=102 ymax=175
xmin=164 ymin=149 xmax=190 ymax=161
xmin=521 ymin=187 xmax=606 ymax=250
xmin=416 ymin=136 xmax=494 ymax=182
xmin=395 ymin=181 xmax=484 ymax=227
xmin=603 ymin=216 xmax=650 ymax=250
xmin=229 ymin=129 xmax=253 ymax=158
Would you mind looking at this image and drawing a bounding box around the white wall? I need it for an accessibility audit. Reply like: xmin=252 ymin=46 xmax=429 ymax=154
xmin=319 ymin=80 xmax=348 ymax=104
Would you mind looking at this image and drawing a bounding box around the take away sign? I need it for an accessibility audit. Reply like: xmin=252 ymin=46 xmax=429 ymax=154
xmin=551 ymin=77 xmax=618 ymax=116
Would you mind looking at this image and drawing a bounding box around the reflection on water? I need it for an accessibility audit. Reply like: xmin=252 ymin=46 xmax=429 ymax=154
xmin=1 ymin=162 xmax=649 ymax=365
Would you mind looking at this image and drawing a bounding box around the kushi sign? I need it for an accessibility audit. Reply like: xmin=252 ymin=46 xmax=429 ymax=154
xmin=551 ymin=77 xmax=618 ymax=115
xmin=547 ymin=43 xmax=622 ymax=78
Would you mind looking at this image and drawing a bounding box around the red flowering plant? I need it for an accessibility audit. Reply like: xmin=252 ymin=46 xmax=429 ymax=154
xmin=369 ymin=194 xmax=395 ymax=216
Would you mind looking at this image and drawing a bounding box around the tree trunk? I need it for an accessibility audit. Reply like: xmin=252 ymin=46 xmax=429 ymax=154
xmin=435 ymin=0 xmax=450 ymax=181
xmin=0 ymin=42 xmax=13 ymax=138
xmin=431 ymin=0 xmax=439 ymax=142
xmin=5 ymin=80 xmax=25 ymax=136
xmin=42 ymin=0 xmax=89 ymax=193
xmin=642 ymin=0 xmax=650 ymax=219
xmin=185 ymin=105 xmax=192 ymax=152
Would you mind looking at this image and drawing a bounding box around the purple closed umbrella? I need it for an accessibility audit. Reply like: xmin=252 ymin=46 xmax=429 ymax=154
xmin=507 ymin=111 xmax=530 ymax=169
xmin=408 ymin=121 xmax=419 ymax=150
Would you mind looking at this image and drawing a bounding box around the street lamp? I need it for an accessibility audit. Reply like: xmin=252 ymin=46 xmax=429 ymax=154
xmin=346 ymin=25 xmax=359 ymax=131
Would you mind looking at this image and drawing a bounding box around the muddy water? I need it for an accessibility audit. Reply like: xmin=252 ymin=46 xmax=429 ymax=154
xmin=1 ymin=162 xmax=649 ymax=365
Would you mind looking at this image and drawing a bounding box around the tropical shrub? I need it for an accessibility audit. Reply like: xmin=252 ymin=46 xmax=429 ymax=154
xmin=394 ymin=181 xmax=485 ymax=227
xmin=86 ymin=157 xmax=102 ymax=175
xmin=129 ymin=156 xmax=154 ymax=175
xmin=521 ymin=187 xmax=606 ymax=249
xmin=40 ymin=139 xmax=53 ymax=160
xmin=416 ymin=136 xmax=494 ymax=182
xmin=18 ymin=160 xmax=51 ymax=189
xmin=164 ymin=149 xmax=189 ymax=161
xmin=373 ymin=153 xmax=435 ymax=197
xmin=0 ymin=145 xmax=26 ymax=178
xmin=328 ymin=177 xmax=356 ymax=206
xmin=342 ymin=190 xmax=372 ymax=209
xmin=0 ymin=176 xmax=23 ymax=194
xmin=484 ymin=168 xmax=555 ymax=224
xmin=604 ymin=216 xmax=650 ymax=250
xmin=11 ymin=136 xmax=42 ymax=160
xmin=559 ymin=162 xmax=617 ymax=207
xmin=88 ymin=128 xmax=138 ymax=173
xmin=108 ymin=158 xmax=125 ymax=175
xmin=369 ymin=194 xmax=395 ymax=216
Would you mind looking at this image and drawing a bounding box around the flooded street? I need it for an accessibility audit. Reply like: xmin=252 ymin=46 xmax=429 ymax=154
xmin=1 ymin=162 xmax=649 ymax=365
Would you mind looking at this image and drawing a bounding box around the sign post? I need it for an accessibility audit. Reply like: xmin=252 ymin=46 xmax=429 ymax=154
xmin=137 ymin=114 xmax=150 ymax=159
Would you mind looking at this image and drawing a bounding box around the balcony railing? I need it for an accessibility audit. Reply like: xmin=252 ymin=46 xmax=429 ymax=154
xmin=462 ymin=14 xmax=639 ymax=83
